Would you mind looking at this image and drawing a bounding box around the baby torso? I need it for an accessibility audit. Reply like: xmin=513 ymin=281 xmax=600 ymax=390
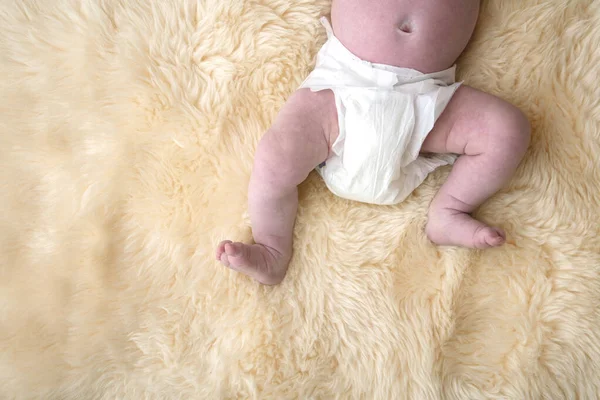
xmin=330 ymin=0 xmax=480 ymax=73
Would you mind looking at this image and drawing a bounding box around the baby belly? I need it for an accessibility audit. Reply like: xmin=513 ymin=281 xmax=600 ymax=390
xmin=330 ymin=0 xmax=480 ymax=73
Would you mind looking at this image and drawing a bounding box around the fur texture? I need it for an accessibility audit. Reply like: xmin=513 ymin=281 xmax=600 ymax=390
xmin=1 ymin=0 xmax=599 ymax=398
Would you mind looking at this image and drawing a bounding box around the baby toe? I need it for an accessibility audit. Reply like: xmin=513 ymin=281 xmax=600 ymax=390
xmin=225 ymin=242 xmax=243 ymax=257
xmin=220 ymin=252 xmax=230 ymax=267
xmin=483 ymin=227 xmax=505 ymax=247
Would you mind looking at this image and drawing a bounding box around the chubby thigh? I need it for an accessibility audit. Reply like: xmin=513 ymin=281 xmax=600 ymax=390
xmin=253 ymin=89 xmax=337 ymax=189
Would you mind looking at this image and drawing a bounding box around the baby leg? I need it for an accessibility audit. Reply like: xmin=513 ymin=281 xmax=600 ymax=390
xmin=216 ymin=89 xmax=337 ymax=284
xmin=421 ymin=86 xmax=530 ymax=248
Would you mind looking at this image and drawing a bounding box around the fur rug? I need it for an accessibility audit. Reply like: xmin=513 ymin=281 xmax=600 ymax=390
xmin=1 ymin=0 xmax=599 ymax=398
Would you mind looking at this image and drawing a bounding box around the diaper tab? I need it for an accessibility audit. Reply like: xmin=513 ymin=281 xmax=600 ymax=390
xmin=320 ymin=16 xmax=334 ymax=38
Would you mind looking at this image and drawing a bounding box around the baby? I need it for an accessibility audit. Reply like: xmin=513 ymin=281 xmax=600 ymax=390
xmin=216 ymin=0 xmax=530 ymax=284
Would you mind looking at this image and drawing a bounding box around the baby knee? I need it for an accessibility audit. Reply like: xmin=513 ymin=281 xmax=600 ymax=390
xmin=489 ymin=103 xmax=531 ymax=155
xmin=509 ymin=106 xmax=531 ymax=149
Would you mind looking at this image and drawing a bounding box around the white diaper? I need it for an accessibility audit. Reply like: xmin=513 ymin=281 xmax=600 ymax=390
xmin=299 ymin=17 xmax=462 ymax=205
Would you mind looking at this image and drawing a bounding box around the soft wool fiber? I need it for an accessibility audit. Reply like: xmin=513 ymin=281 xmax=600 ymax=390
xmin=1 ymin=0 xmax=599 ymax=398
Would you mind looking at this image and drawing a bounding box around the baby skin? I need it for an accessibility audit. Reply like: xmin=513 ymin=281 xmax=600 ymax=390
xmin=217 ymin=0 xmax=531 ymax=285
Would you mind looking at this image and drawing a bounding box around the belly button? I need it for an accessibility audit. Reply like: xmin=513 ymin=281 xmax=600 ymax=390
xmin=398 ymin=20 xmax=413 ymax=34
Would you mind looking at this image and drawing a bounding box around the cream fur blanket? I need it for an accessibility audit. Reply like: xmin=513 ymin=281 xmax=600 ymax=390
xmin=1 ymin=0 xmax=599 ymax=398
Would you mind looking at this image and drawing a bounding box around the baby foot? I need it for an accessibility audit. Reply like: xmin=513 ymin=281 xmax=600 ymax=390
xmin=425 ymin=208 xmax=506 ymax=249
xmin=215 ymin=240 xmax=290 ymax=285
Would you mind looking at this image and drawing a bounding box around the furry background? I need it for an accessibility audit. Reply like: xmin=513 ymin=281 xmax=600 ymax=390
xmin=1 ymin=0 xmax=599 ymax=398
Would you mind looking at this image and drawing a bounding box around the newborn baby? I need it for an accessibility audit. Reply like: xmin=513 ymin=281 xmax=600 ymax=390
xmin=216 ymin=0 xmax=530 ymax=284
